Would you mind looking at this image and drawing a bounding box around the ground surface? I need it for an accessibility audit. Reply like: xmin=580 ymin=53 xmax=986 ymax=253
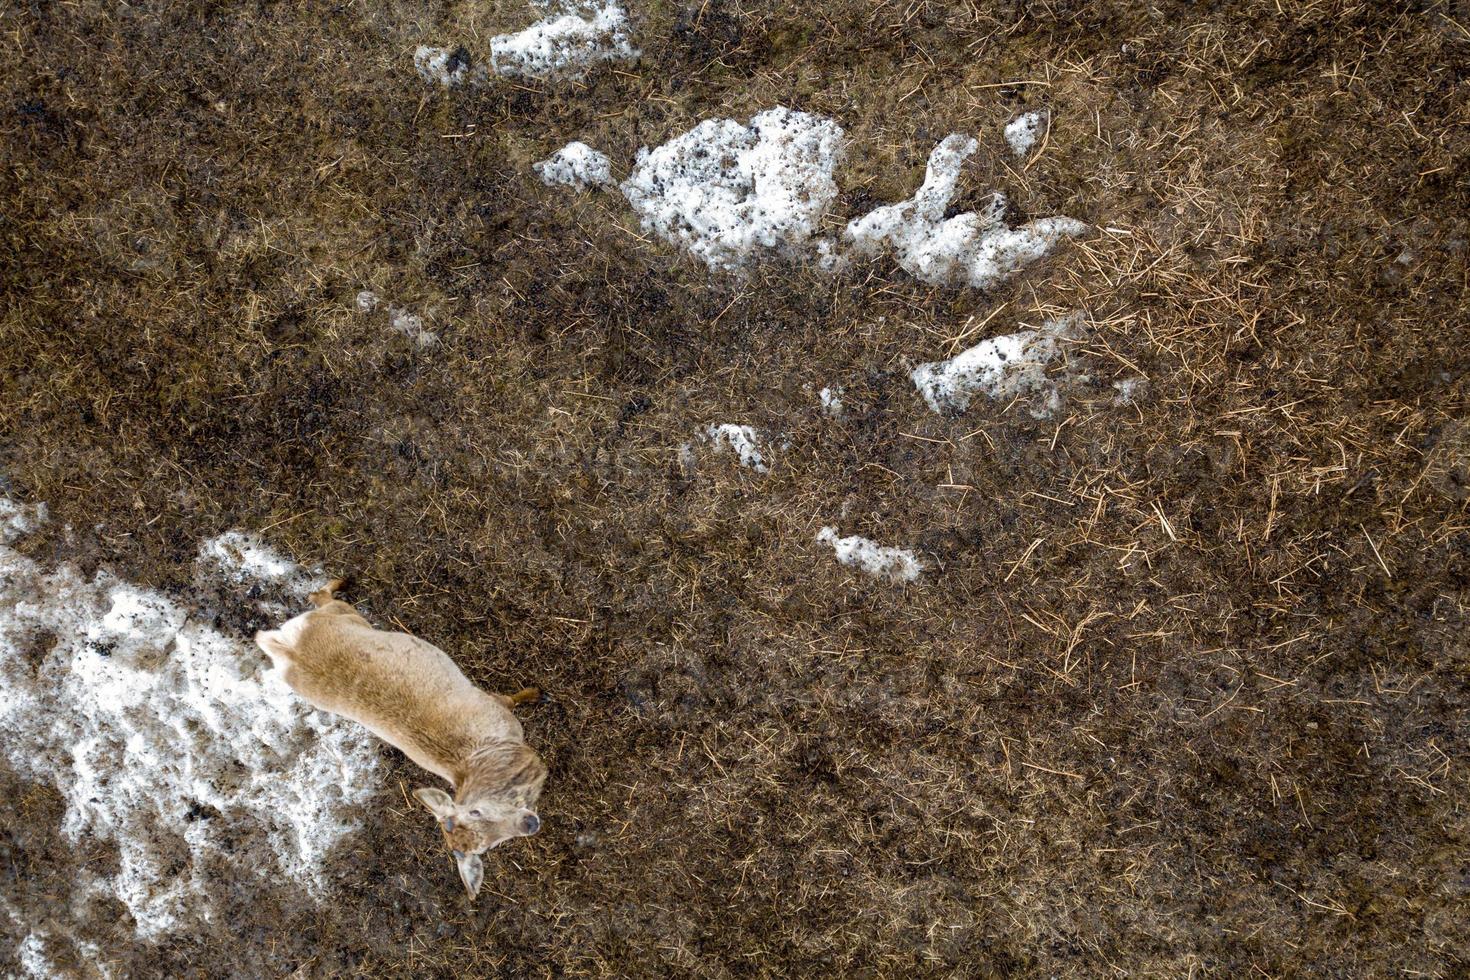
xmin=3 ymin=0 xmax=1470 ymax=976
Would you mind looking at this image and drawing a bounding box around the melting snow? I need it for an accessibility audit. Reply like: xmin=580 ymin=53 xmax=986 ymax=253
xmin=1 ymin=497 xmax=47 ymax=543
xmin=415 ymin=4 xmax=635 ymax=87
xmin=1005 ymin=110 xmax=1046 ymax=157
xmin=354 ymin=292 xmax=438 ymax=347
xmin=578 ymin=111 xmax=1090 ymax=285
xmin=911 ymin=314 xmax=1081 ymax=417
xmin=844 ymin=134 xmax=1086 ymax=288
xmin=0 ymin=501 xmax=381 ymax=943
xmin=816 ymin=527 xmax=923 ymax=583
xmin=388 ymin=306 xmax=438 ymax=347
xmin=196 ymin=531 xmax=323 ymax=618
xmin=705 ymin=424 xmax=770 ymax=473
xmin=535 ymin=141 xmax=614 ymax=188
xmin=620 ymin=106 xmax=846 ymax=272
xmin=13 ymin=932 xmax=54 ymax=980
xmin=199 ymin=531 xmax=306 ymax=587
xmin=1112 ymin=377 xmax=1145 ymax=405
xmin=414 ymin=45 xmax=482 ymax=87
xmin=490 ymin=3 xmax=637 ymax=80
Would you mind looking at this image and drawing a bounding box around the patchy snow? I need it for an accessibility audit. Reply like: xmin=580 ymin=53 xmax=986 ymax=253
xmin=911 ymin=314 xmax=1082 ymax=417
xmin=1 ymin=497 xmax=47 ymax=544
xmin=1112 ymin=377 xmax=1145 ymax=405
xmin=0 ymin=501 xmax=381 ymax=943
xmin=15 ymin=932 xmax=52 ymax=979
xmin=705 ymin=424 xmax=770 ymax=473
xmin=414 ymin=45 xmax=483 ymax=87
xmin=196 ymin=530 xmax=324 ymax=617
xmin=387 ymin=306 xmax=439 ymax=347
xmin=1005 ymin=110 xmax=1046 ymax=157
xmin=355 ymin=292 xmax=439 ymax=347
xmin=490 ymin=3 xmax=637 ymax=80
xmin=843 ymin=133 xmax=1086 ymax=289
xmin=819 ymin=386 xmax=845 ymax=417
xmin=620 ymin=106 xmax=846 ymax=272
xmin=535 ymin=141 xmax=614 ymax=189
xmin=199 ymin=531 xmax=304 ymax=587
xmin=816 ymin=527 xmax=923 ymax=583
xmin=814 ymin=236 xmax=848 ymax=273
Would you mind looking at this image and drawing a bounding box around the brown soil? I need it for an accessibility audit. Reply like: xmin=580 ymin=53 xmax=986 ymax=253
xmin=2 ymin=0 xmax=1468 ymax=976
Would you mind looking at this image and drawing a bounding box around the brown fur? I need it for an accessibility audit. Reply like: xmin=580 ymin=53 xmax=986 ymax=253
xmin=255 ymin=580 xmax=545 ymax=898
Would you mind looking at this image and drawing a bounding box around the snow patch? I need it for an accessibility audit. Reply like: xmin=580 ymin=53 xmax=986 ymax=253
xmin=1 ymin=497 xmax=47 ymax=544
xmin=0 ymin=502 xmax=381 ymax=943
xmin=354 ymin=293 xmax=439 ymax=347
xmin=196 ymin=531 xmax=324 ymax=618
xmin=814 ymin=236 xmax=848 ymax=273
xmin=620 ymin=106 xmax=846 ymax=272
xmin=199 ymin=531 xmax=304 ymax=587
xmin=535 ymin=141 xmax=614 ymax=189
xmin=819 ymin=386 xmax=845 ymax=418
xmin=15 ymin=932 xmax=52 ymax=979
xmin=1112 ymin=377 xmax=1145 ymax=405
xmin=912 ymin=314 xmax=1082 ymax=418
xmin=414 ymin=45 xmax=483 ymax=87
xmin=388 ymin=307 xmax=439 ymax=347
xmin=705 ymin=424 xmax=770 ymax=473
xmin=844 ymin=134 xmax=1086 ymax=288
xmin=816 ymin=527 xmax=923 ymax=583
xmin=490 ymin=3 xmax=637 ymax=80
xmin=1005 ymin=110 xmax=1046 ymax=157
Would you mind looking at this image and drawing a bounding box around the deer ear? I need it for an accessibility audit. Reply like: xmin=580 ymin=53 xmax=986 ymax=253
xmin=412 ymin=787 xmax=456 ymax=819
xmin=456 ymin=851 xmax=484 ymax=900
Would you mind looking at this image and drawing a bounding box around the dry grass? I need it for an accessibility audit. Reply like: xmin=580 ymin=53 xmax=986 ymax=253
xmin=2 ymin=0 xmax=1468 ymax=976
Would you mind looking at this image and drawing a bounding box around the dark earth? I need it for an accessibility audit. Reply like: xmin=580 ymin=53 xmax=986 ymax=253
xmin=3 ymin=0 xmax=1469 ymax=976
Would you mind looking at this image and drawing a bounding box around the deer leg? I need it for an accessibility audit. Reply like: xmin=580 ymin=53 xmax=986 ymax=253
xmin=502 ymin=687 xmax=541 ymax=709
xmin=309 ymin=578 xmax=346 ymax=608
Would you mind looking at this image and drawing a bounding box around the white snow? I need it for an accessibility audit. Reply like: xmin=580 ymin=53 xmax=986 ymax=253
xmin=1005 ymin=110 xmax=1046 ymax=157
xmin=0 ymin=501 xmax=381 ymax=942
xmin=705 ymin=424 xmax=769 ymax=473
xmin=414 ymin=45 xmax=482 ymax=87
xmin=354 ymin=292 xmax=438 ymax=347
xmin=819 ymin=387 xmax=844 ymax=417
xmin=1 ymin=497 xmax=46 ymax=544
xmin=199 ymin=531 xmax=305 ymax=587
xmin=816 ymin=527 xmax=923 ymax=583
xmin=490 ymin=3 xmax=637 ymax=80
xmin=1112 ymin=377 xmax=1145 ymax=405
xmin=535 ymin=141 xmax=614 ymax=189
xmin=196 ymin=530 xmax=325 ymax=618
xmin=814 ymin=236 xmax=848 ymax=273
xmin=620 ymin=106 xmax=846 ymax=272
xmin=911 ymin=314 xmax=1081 ymax=417
xmin=388 ymin=306 xmax=439 ymax=347
xmin=843 ymin=133 xmax=1086 ymax=289
xmin=15 ymin=932 xmax=51 ymax=979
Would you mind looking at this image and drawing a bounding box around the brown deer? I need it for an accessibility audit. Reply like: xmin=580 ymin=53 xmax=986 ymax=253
xmin=255 ymin=580 xmax=545 ymax=898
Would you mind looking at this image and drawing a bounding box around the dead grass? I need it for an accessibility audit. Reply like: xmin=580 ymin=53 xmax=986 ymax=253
xmin=2 ymin=0 xmax=1468 ymax=976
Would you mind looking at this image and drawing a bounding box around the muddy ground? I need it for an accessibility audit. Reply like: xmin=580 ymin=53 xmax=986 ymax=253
xmin=3 ymin=0 xmax=1469 ymax=976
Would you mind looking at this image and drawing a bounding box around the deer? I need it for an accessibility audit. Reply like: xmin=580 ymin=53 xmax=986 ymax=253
xmin=254 ymin=579 xmax=546 ymax=899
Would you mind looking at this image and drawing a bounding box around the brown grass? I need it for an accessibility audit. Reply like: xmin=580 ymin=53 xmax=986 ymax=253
xmin=2 ymin=0 xmax=1468 ymax=976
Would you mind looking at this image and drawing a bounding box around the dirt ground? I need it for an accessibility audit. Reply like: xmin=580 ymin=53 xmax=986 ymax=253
xmin=3 ymin=0 xmax=1469 ymax=976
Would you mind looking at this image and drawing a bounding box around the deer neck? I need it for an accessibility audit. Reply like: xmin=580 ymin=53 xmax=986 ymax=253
xmin=452 ymin=738 xmax=523 ymax=800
